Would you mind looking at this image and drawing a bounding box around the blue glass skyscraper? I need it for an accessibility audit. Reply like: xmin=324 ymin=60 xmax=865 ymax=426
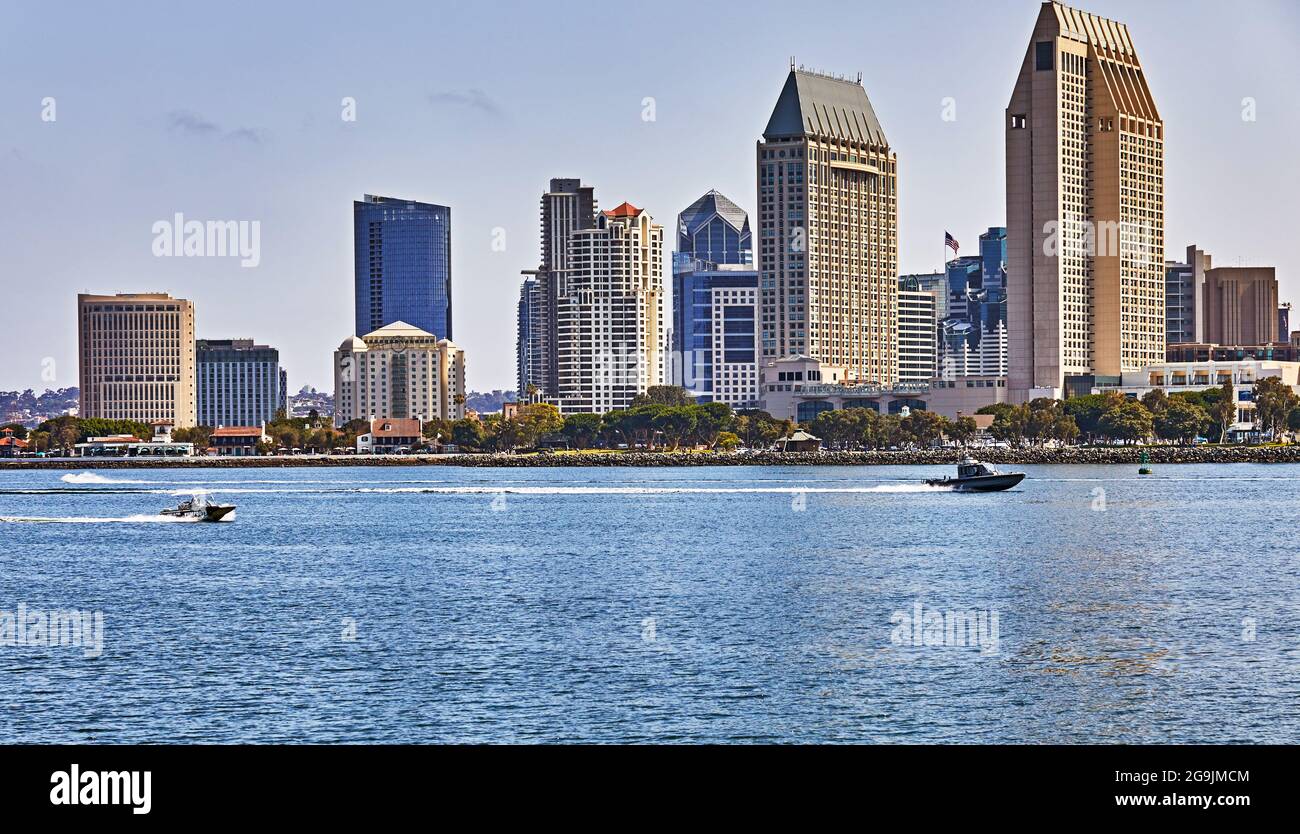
xmin=354 ymin=194 xmax=452 ymax=340
xmin=671 ymin=190 xmax=759 ymax=406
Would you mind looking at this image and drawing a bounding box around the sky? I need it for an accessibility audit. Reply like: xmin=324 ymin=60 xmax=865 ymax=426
xmin=2 ymin=0 xmax=1298 ymax=395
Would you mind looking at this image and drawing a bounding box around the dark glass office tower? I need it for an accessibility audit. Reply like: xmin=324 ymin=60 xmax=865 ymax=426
xmin=671 ymin=190 xmax=759 ymax=406
xmin=354 ymin=194 xmax=452 ymax=339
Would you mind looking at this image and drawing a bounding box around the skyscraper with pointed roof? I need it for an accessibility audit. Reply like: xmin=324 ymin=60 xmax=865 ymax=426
xmin=1006 ymin=2 xmax=1165 ymax=400
xmin=672 ymin=190 xmax=759 ymax=406
xmin=757 ymin=66 xmax=899 ymax=385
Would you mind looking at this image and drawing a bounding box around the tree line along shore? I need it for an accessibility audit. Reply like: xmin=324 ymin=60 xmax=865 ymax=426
xmin=5 ymin=382 xmax=1300 ymax=463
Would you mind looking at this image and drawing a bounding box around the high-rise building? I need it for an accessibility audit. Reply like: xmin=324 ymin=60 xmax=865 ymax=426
xmin=1007 ymin=2 xmax=1165 ymax=400
xmin=353 ymin=194 xmax=452 ymax=341
xmin=519 ymin=179 xmax=597 ymax=398
xmin=758 ymin=66 xmax=899 ymax=384
xmin=1280 ymin=304 xmax=1292 ymax=344
xmin=672 ymin=190 xmax=760 ymax=407
xmin=936 ymin=227 xmax=1009 ymax=378
xmin=333 ymin=321 xmax=465 ymax=427
xmin=898 ymin=278 xmax=938 ymax=383
xmin=1165 ymin=245 xmax=1210 ymax=344
xmin=1204 ymin=264 xmax=1279 ymax=346
xmin=516 ymin=275 xmax=544 ymax=399
xmin=77 ymin=293 xmax=196 ymax=428
xmin=555 ymin=202 xmax=665 ymax=414
xmin=196 ymin=339 xmax=284 ymax=428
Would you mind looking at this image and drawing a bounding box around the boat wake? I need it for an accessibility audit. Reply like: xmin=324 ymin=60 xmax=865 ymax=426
xmin=60 ymin=472 xmax=152 ymax=485
xmin=353 ymin=484 xmax=953 ymax=495
xmin=0 ymin=514 xmax=203 ymax=524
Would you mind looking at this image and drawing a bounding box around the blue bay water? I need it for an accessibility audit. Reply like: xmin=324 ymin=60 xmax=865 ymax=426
xmin=1 ymin=463 xmax=1297 ymax=743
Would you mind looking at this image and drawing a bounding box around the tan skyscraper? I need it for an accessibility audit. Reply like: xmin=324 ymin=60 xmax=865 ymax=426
xmin=1006 ymin=2 xmax=1165 ymax=399
xmin=758 ymin=66 xmax=899 ymax=385
xmin=77 ymin=293 xmax=197 ymax=428
xmin=1204 ymin=265 xmax=1279 ymax=346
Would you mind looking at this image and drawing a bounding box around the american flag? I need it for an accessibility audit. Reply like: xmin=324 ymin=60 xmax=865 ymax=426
xmin=945 ymin=232 xmax=960 ymax=253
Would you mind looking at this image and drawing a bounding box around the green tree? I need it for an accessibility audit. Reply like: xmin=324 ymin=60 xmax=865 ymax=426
xmin=1154 ymin=399 xmax=1210 ymax=444
xmin=630 ymin=386 xmax=695 ymax=408
xmin=691 ymin=401 xmax=732 ymax=447
xmin=652 ymin=406 xmax=698 ymax=450
xmin=1287 ymin=406 xmax=1300 ymax=437
xmin=902 ymin=410 xmax=947 ymax=448
xmin=716 ymin=431 xmax=741 ymax=452
xmin=1140 ymin=388 xmax=1169 ymax=417
xmin=451 ymin=418 xmax=486 ymax=449
xmin=948 ymin=416 xmax=978 ymax=447
xmin=512 ymin=403 xmax=564 ymax=449
xmin=561 ymin=413 xmax=603 ymax=449
xmin=1252 ymin=376 xmax=1299 ymax=440
xmin=1098 ymin=400 xmax=1153 ymax=444
xmin=989 ymin=404 xmax=1029 ymax=445
xmin=1206 ymin=381 xmax=1234 ymax=443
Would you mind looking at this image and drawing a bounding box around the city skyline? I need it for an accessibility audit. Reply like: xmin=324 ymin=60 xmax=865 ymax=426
xmin=3 ymin=0 xmax=1299 ymax=394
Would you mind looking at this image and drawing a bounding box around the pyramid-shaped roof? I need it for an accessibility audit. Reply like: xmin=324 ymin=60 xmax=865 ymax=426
xmin=603 ymin=201 xmax=643 ymax=218
xmin=678 ymin=190 xmax=750 ymax=237
xmin=763 ymin=69 xmax=889 ymax=147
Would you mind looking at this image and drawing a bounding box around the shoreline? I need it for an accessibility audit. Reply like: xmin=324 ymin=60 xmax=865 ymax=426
xmin=4 ymin=446 xmax=1300 ymax=468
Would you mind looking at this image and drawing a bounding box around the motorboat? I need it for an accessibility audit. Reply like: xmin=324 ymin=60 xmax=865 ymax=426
xmin=925 ymin=457 xmax=1025 ymax=492
xmin=160 ymin=494 xmax=236 ymax=522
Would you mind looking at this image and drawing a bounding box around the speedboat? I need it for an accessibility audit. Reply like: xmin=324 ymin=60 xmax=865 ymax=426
xmin=925 ymin=457 xmax=1025 ymax=492
xmin=160 ymin=495 xmax=236 ymax=522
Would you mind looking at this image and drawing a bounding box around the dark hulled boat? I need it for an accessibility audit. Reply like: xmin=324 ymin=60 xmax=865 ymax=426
xmin=160 ymin=495 xmax=237 ymax=522
xmin=925 ymin=457 xmax=1025 ymax=492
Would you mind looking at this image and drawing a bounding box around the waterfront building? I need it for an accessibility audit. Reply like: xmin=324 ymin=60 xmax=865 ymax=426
xmin=356 ymin=418 xmax=422 ymax=454
xmin=672 ymin=190 xmax=760 ymax=407
xmin=209 ymin=426 xmax=267 ymax=457
xmin=1166 ymin=342 xmax=1300 ymax=364
xmin=554 ymin=202 xmax=666 ymax=414
xmin=758 ymin=65 xmax=899 ymax=384
xmin=354 ymin=194 xmax=452 ymax=340
xmin=516 ymin=275 xmax=544 ymax=400
xmin=333 ymin=322 xmax=466 ymax=427
xmin=0 ymin=428 xmax=28 ymax=457
xmin=1095 ymin=359 xmax=1300 ymax=429
xmin=758 ymin=355 xmax=1004 ymax=422
xmin=74 ymin=423 xmax=194 ymax=457
xmin=1007 ymin=2 xmax=1166 ymax=400
xmin=196 ymin=339 xmax=284 ymax=428
xmin=898 ymin=278 xmax=938 ymax=383
xmin=518 ymin=179 xmax=597 ymax=399
xmin=77 ymin=292 xmax=197 ymax=428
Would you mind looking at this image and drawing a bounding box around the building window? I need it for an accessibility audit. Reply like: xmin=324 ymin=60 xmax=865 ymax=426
xmin=1010 ymin=114 xmax=1026 ymax=129
xmin=1035 ymin=41 xmax=1053 ymax=71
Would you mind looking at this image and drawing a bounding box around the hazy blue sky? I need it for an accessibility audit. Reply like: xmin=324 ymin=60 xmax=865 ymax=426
xmin=2 ymin=0 xmax=1297 ymax=394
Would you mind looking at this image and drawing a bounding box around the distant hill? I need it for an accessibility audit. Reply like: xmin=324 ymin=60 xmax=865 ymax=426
xmin=1 ymin=387 xmax=80 ymax=428
xmin=465 ymin=389 xmax=517 ymax=415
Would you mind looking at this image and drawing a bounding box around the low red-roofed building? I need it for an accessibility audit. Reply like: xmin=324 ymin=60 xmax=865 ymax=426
xmin=210 ymin=426 xmax=268 ymax=457
xmin=0 ymin=427 xmax=28 ymax=457
xmin=356 ymin=418 xmax=422 ymax=454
